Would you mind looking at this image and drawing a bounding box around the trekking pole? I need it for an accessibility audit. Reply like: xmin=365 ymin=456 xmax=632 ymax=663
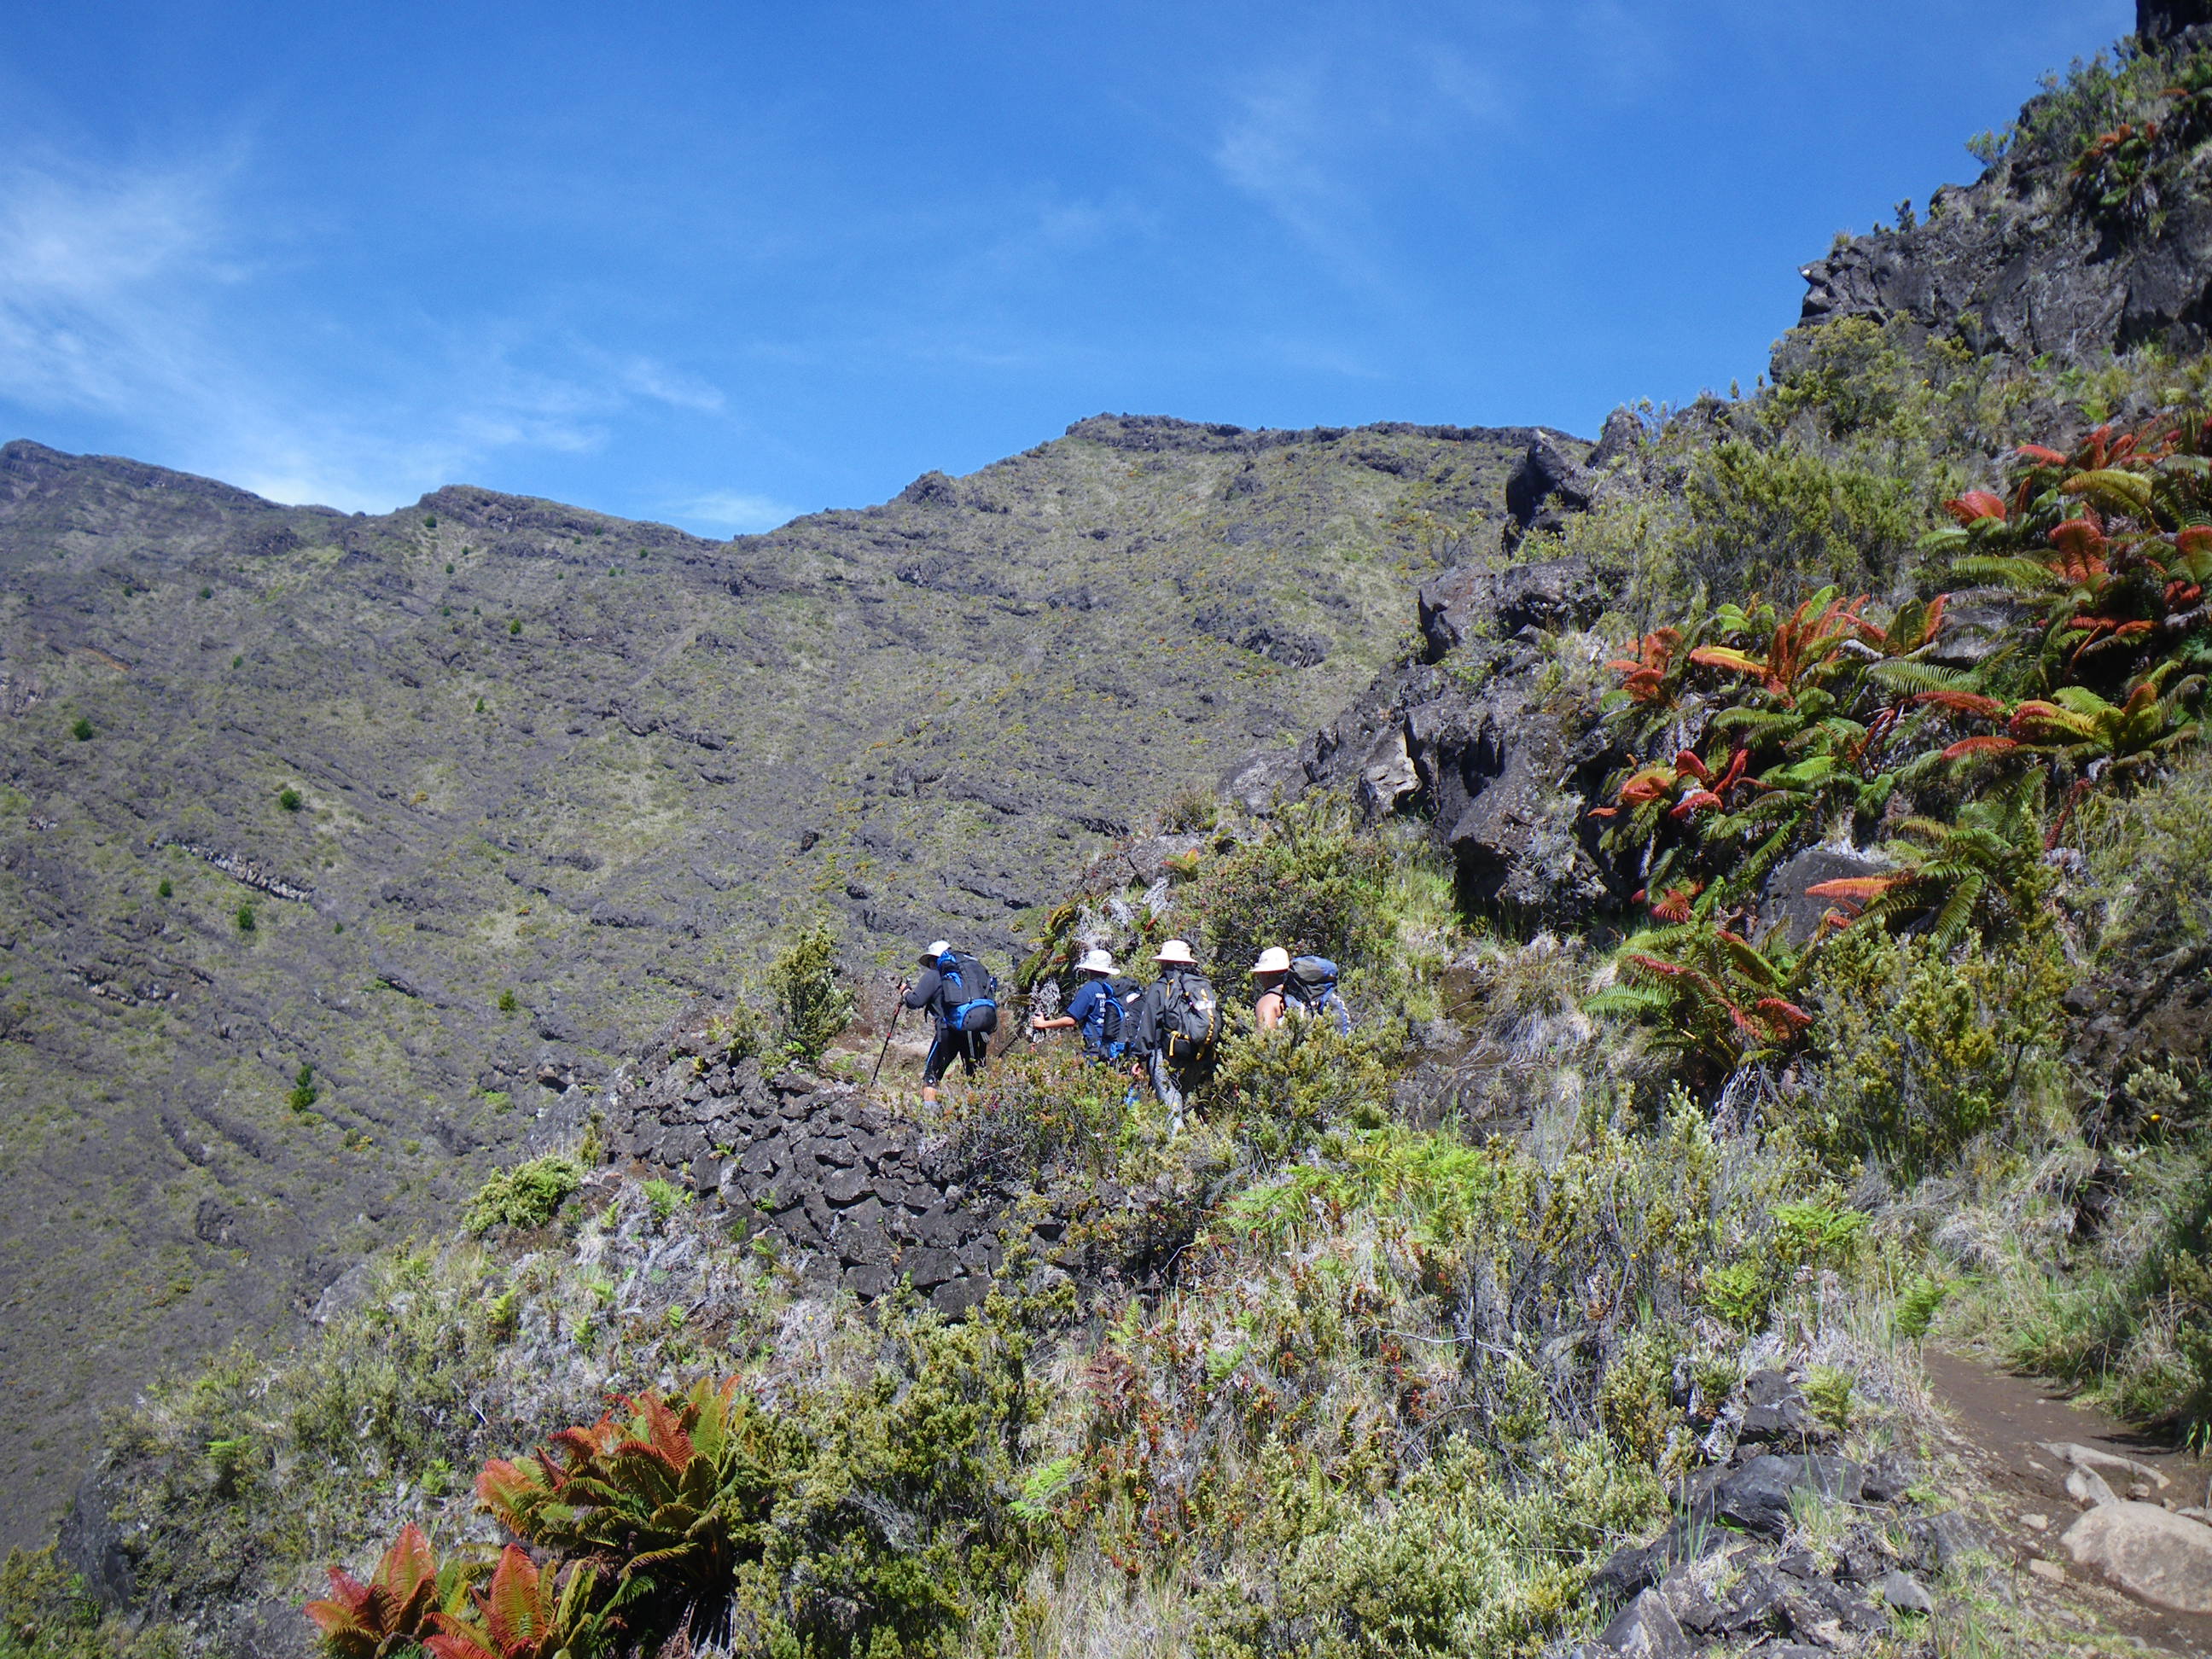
xmin=992 ymin=989 xmax=1032 ymax=1059
xmin=868 ymin=998 xmax=903 ymax=1092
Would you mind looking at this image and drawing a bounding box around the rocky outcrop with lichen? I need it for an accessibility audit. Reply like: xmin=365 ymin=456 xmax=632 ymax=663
xmin=1788 ymin=4 xmax=2212 ymax=365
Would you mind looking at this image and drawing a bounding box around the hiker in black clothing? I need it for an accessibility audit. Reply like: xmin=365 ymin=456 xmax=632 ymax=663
xmin=1133 ymin=938 xmax=1218 ymax=1118
xmin=899 ymin=939 xmax=998 ymax=1104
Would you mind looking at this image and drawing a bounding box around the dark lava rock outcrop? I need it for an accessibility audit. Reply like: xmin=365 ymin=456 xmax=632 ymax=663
xmin=1237 ymin=551 xmax=1625 ymax=928
xmin=1789 ymin=8 xmax=2212 ymax=364
xmin=1578 ymin=1369 xmax=1963 ymax=1659
xmin=600 ymin=1009 xmax=1194 ymax=1317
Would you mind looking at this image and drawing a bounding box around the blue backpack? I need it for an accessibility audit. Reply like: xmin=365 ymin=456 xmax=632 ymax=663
xmin=1081 ymin=977 xmax=1140 ymax=1058
xmin=1283 ymin=956 xmax=1352 ymax=1034
xmin=936 ymin=951 xmax=999 ymax=1034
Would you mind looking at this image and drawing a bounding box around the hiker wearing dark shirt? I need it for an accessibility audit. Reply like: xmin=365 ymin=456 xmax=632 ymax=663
xmin=900 ymin=939 xmax=992 ymax=1104
xmin=1030 ymin=948 xmax=1136 ymax=1062
xmin=1133 ymin=938 xmax=1218 ymax=1118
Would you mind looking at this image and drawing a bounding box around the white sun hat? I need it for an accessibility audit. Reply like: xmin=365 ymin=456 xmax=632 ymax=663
xmin=921 ymin=939 xmax=952 ymax=962
xmin=1078 ymin=948 xmax=1115 ymax=974
xmin=1153 ymin=938 xmax=1196 ymax=965
xmin=1251 ymin=946 xmax=1291 ymax=975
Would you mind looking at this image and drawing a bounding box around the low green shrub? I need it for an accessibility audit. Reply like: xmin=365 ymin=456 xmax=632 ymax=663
xmin=1190 ymin=1436 xmax=1659 ymax=1659
xmin=1894 ymin=1274 xmax=1950 ymax=1343
xmin=368 ymin=1296 xmax=1041 ymax=1658
xmin=1770 ymin=316 xmax=1922 ymax=437
xmin=1160 ymin=781 xmax=1221 ymax=833
xmin=2077 ymin=747 xmax=2212 ymax=963
xmin=1210 ymin=1020 xmax=1394 ymax=1165
xmin=2005 ymin=1144 xmax=2212 ymax=1447
xmin=1597 ymin=1326 xmax=1695 ymax=1470
xmin=640 ymin=1176 xmax=683 ymax=1227
xmin=0 ymin=1547 xmax=177 ymax=1659
xmin=1800 ymin=928 xmax=2068 ymax=1179
xmin=1679 ymin=439 xmax=1929 ymax=600
xmin=768 ymin=921 xmax=855 ymax=1068
xmin=461 ymin=1155 xmax=582 ymax=1236
xmin=96 ymin=1203 xmax=798 ymax=1637
xmin=1802 ymin=1365 xmax=1857 ymax=1435
xmin=1694 ymin=1199 xmax=1865 ymax=1332
xmin=943 ymin=1046 xmax=1147 ymax=1179
xmin=1190 ymin=796 xmax=1393 ymax=979
xmin=1703 ymin=1260 xmax=1768 ymax=1330
xmin=700 ymin=997 xmax=769 ymax=1066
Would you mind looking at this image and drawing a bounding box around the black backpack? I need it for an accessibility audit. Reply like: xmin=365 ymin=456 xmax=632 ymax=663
xmin=1282 ymin=956 xmax=1352 ymax=1034
xmin=1156 ymin=969 xmax=1219 ymax=1064
xmin=936 ymin=952 xmax=999 ymax=1034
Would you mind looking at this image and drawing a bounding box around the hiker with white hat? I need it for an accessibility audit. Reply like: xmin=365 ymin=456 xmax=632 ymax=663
xmin=1133 ymin=938 xmax=1219 ymax=1115
xmin=899 ymin=939 xmax=999 ymax=1104
xmin=1254 ymin=947 xmax=1353 ymax=1035
xmin=1029 ymin=947 xmax=1138 ymax=1062
xmin=1250 ymin=946 xmax=1293 ymax=1031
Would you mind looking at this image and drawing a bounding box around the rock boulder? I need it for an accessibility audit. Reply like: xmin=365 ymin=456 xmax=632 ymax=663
xmin=1598 ymin=1588 xmax=1692 ymax=1658
xmin=2061 ymin=1500 xmax=2212 ymax=1612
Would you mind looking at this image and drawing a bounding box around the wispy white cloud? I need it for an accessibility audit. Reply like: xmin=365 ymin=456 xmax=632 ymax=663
xmin=591 ymin=347 xmax=728 ymax=414
xmin=0 ymin=150 xmax=737 ymax=512
xmin=1205 ymin=7 xmax=1667 ymax=303
xmin=1211 ymin=71 xmax=1395 ymax=294
xmin=667 ymin=489 xmax=800 ymax=535
xmin=0 ymin=154 xmax=241 ymax=421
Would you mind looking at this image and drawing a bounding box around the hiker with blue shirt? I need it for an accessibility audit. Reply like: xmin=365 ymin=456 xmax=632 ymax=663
xmin=1029 ymin=948 xmax=1138 ymax=1062
xmin=899 ymin=938 xmax=998 ymax=1104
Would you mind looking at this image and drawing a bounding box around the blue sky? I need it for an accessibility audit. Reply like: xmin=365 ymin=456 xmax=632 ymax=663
xmin=0 ymin=2 xmax=2133 ymax=534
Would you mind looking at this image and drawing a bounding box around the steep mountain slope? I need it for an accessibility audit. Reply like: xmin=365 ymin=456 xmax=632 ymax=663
xmin=0 ymin=414 xmax=1544 ymax=1545
xmin=15 ymin=13 xmax=2212 ymax=1659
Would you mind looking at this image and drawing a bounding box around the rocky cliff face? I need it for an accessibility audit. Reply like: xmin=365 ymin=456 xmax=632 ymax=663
xmin=0 ymin=415 xmax=1545 ymax=1545
xmin=1790 ymin=13 xmax=2212 ymax=364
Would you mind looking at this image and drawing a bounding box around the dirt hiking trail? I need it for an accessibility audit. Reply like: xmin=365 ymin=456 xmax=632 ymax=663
xmin=1924 ymin=1348 xmax=2212 ymax=1656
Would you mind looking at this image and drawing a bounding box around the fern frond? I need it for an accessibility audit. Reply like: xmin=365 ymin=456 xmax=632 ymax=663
xmin=1867 ymin=658 xmax=1985 ymax=696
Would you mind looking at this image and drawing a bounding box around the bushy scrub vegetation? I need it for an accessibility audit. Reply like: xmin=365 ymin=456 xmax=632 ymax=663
xmin=1188 ymin=796 xmax=1394 ymax=982
xmin=1583 ymin=399 xmax=2207 ymax=1106
xmin=2001 ymin=1145 xmax=2212 ymax=1447
xmin=1798 ymin=928 xmax=2069 ymax=1179
xmin=21 ymin=1180 xmax=1062 ymax=1658
xmin=1948 ymin=749 xmax=2212 ymax=1444
xmin=1534 ymin=320 xmax=2002 ymax=618
xmin=27 ymin=68 xmax=2212 ymax=1650
xmin=767 ymin=921 xmax=856 ymax=1068
xmin=1566 ymin=376 xmax=2211 ymax=1452
xmin=0 ymin=1550 xmax=172 ymax=1659
xmin=2075 ymin=743 xmax=2212 ymax=963
xmin=460 ymin=1154 xmax=582 ymax=1235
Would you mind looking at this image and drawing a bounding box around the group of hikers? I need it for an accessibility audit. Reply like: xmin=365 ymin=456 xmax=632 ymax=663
xmin=895 ymin=937 xmax=1351 ymax=1110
